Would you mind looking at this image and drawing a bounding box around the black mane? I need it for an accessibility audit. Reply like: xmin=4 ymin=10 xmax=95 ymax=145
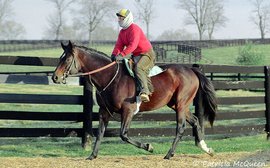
xmin=75 ymin=45 xmax=110 ymax=60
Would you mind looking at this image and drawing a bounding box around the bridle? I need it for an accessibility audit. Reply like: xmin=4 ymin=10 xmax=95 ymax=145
xmin=62 ymin=52 xmax=77 ymax=83
xmin=60 ymin=51 xmax=119 ymax=92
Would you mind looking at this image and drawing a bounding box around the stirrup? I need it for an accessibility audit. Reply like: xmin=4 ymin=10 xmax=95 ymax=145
xmin=140 ymin=93 xmax=150 ymax=102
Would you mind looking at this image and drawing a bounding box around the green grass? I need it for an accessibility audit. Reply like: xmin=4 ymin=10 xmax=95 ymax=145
xmin=201 ymin=44 xmax=270 ymax=65
xmin=0 ymin=83 xmax=82 ymax=94
xmin=0 ymin=134 xmax=269 ymax=157
xmin=0 ymin=44 xmax=114 ymax=58
xmin=0 ymin=48 xmax=63 ymax=57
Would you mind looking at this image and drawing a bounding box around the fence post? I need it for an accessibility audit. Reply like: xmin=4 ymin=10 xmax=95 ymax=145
xmin=264 ymin=66 xmax=270 ymax=140
xmin=80 ymin=77 xmax=94 ymax=148
xmin=193 ymin=64 xmax=205 ymax=139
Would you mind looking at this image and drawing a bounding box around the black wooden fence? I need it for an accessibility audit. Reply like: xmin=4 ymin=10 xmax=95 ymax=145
xmin=0 ymin=56 xmax=269 ymax=142
xmin=0 ymin=56 xmax=93 ymax=147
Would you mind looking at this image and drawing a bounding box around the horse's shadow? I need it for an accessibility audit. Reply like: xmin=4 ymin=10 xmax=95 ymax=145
xmin=213 ymin=150 xmax=270 ymax=168
xmin=5 ymin=57 xmax=49 ymax=85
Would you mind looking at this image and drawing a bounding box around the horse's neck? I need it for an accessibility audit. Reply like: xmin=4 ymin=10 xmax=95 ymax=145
xmin=78 ymin=49 xmax=118 ymax=90
xmin=78 ymin=50 xmax=108 ymax=72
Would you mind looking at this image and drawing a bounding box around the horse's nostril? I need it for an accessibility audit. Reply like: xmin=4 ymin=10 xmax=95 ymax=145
xmin=52 ymin=75 xmax=58 ymax=82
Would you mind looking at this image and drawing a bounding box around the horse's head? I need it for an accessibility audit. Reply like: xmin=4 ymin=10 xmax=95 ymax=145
xmin=52 ymin=41 xmax=80 ymax=84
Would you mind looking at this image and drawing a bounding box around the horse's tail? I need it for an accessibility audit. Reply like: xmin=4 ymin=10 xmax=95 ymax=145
xmin=191 ymin=67 xmax=217 ymax=127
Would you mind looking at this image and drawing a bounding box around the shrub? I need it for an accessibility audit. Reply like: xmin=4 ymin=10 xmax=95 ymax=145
xmin=236 ymin=43 xmax=265 ymax=65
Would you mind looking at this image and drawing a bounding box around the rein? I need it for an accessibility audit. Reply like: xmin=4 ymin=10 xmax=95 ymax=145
xmin=66 ymin=57 xmax=119 ymax=92
xmin=87 ymin=62 xmax=121 ymax=122
xmin=69 ymin=61 xmax=117 ymax=77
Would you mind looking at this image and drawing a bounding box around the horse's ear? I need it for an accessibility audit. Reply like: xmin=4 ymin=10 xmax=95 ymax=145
xmin=67 ymin=40 xmax=74 ymax=51
xmin=61 ymin=42 xmax=66 ymax=50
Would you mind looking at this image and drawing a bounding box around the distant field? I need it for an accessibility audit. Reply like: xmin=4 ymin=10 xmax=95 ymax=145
xmin=202 ymin=44 xmax=270 ymax=65
xmin=0 ymin=44 xmax=114 ymax=58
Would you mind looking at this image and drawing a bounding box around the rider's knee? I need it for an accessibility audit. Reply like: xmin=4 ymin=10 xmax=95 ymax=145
xmin=134 ymin=64 xmax=143 ymax=73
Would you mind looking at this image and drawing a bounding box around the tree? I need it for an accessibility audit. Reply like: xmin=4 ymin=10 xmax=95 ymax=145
xmin=250 ymin=0 xmax=270 ymax=39
xmin=134 ymin=0 xmax=156 ymax=38
xmin=155 ymin=28 xmax=196 ymax=41
xmin=45 ymin=0 xmax=74 ymax=40
xmin=205 ymin=1 xmax=227 ymax=40
xmin=0 ymin=0 xmax=25 ymax=39
xmin=74 ymin=0 xmax=119 ymax=45
xmin=176 ymin=0 xmax=226 ymax=40
xmin=0 ymin=0 xmax=12 ymax=23
xmin=70 ymin=20 xmax=118 ymax=41
xmin=1 ymin=20 xmax=25 ymax=39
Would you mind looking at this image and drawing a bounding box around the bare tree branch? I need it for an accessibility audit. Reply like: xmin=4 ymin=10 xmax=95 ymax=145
xmin=0 ymin=0 xmax=13 ymax=23
xmin=250 ymin=0 xmax=270 ymax=39
xmin=134 ymin=0 xmax=156 ymax=38
xmin=205 ymin=0 xmax=227 ymax=39
xmin=74 ymin=0 xmax=119 ymax=45
xmin=45 ymin=0 xmax=74 ymax=40
xmin=0 ymin=0 xmax=25 ymax=40
xmin=176 ymin=0 xmax=226 ymax=40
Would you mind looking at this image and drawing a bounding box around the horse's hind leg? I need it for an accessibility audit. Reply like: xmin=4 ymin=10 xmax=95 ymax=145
xmin=87 ymin=108 xmax=110 ymax=160
xmin=164 ymin=107 xmax=186 ymax=160
xmin=187 ymin=114 xmax=214 ymax=156
xmin=120 ymin=109 xmax=153 ymax=153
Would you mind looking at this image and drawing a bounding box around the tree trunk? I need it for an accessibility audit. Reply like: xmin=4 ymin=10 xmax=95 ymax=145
xmin=259 ymin=16 xmax=265 ymax=39
xmin=88 ymin=24 xmax=93 ymax=46
xmin=146 ymin=22 xmax=150 ymax=38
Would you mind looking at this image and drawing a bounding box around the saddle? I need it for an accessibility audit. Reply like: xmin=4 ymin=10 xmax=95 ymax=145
xmin=123 ymin=58 xmax=163 ymax=78
xmin=123 ymin=58 xmax=136 ymax=77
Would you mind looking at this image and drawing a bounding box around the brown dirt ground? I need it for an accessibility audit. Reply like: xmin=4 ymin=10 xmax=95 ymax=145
xmin=0 ymin=151 xmax=269 ymax=168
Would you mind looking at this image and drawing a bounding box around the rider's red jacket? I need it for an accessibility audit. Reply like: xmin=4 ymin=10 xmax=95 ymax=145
xmin=112 ymin=23 xmax=152 ymax=57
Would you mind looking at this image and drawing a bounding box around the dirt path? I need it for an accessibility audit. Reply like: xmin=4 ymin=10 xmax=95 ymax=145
xmin=0 ymin=151 xmax=269 ymax=168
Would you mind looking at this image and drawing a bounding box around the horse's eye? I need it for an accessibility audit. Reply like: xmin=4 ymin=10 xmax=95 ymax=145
xmin=66 ymin=57 xmax=72 ymax=62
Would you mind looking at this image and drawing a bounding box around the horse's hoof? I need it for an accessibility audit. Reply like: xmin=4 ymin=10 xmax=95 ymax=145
xmin=163 ymin=152 xmax=174 ymax=160
xmin=86 ymin=155 xmax=97 ymax=160
xmin=207 ymin=148 xmax=214 ymax=157
xmin=146 ymin=143 xmax=154 ymax=153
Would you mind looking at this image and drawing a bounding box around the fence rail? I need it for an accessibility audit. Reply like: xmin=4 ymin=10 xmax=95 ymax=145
xmin=0 ymin=56 xmax=269 ymax=141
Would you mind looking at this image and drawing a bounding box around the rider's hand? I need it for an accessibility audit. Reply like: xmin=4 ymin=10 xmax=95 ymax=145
xmin=111 ymin=54 xmax=123 ymax=62
xmin=115 ymin=54 xmax=123 ymax=62
xmin=111 ymin=54 xmax=116 ymax=62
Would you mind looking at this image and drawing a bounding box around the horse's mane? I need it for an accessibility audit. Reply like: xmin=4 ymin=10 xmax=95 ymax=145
xmin=75 ymin=45 xmax=111 ymax=61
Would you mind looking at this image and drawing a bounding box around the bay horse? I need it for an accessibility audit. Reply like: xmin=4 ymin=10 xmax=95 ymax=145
xmin=52 ymin=41 xmax=217 ymax=160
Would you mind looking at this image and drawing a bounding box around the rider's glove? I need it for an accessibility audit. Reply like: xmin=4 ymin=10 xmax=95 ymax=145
xmin=111 ymin=54 xmax=123 ymax=62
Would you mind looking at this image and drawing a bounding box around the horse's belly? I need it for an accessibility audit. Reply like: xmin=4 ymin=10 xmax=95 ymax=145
xmin=139 ymin=93 xmax=172 ymax=112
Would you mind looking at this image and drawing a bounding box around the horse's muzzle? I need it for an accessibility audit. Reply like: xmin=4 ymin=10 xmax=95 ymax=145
xmin=52 ymin=74 xmax=66 ymax=84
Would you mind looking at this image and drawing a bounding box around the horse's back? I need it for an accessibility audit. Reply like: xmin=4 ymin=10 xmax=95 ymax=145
xmin=159 ymin=64 xmax=191 ymax=72
xmin=156 ymin=64 xmax=197 ymax=82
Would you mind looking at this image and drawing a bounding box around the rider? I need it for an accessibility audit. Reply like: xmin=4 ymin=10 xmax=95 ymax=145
xmin=111 ymin=9 xmax=156 ymax=102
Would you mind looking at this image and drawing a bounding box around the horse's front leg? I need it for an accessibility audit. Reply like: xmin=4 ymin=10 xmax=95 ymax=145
xmin=120 ymin=109 xmax=153 ymax=153
xmin=87 ymin=108 xmax=109 ymax=160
